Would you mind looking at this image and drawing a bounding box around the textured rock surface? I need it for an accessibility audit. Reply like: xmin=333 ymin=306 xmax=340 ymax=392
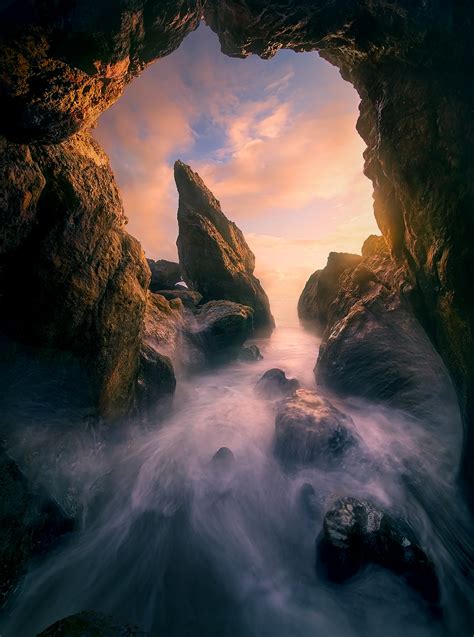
xmin=0 ymin=132 xmax=150 ymax=419
xmin=317 ymin=497 xmax=440 ymax=608
xmin=37 ymin=610 xmax=146 ymax=636
xmin=147 ymin=259 xmax=182 ymax=292
xmin=315 ymin=237 xmax=457 ymax=417
xmin=274 ymin=389 xmax=359 ymax=469
xmin=0 ymin=1 xmax=202 ymax=143
xmin=157 ymin=289 xmax=202 ymax=308
xmin=0 ymin=447 xmax=74 ymax=607
xmin=204 ymin=0 xmax=474 ymax=507
xmin=175 ymin=160 xmax=274 ymax=332
xmin=191 ymin=300 xmax=254 ymax=360
xmin=238 ymin=344 xmax=263 ymax=362
xmin=298 ymin=252 xmax=361 ymax=328
xmin=255 ymin=368 xmax=299 ymax=399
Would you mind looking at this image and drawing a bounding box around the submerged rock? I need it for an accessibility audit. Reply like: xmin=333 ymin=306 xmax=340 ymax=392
xmin=147 ymin=259 xmax=182 ymax=292
xmin=255 ymin=368 xmax=300 ymax=399
xmin=238 ymin=344 xmax=263 ymax=362
xmin=317 ymin=497 xmax=440 ymax=608
xmin=298 ymin=252 xmax=362 ymax=329
xmin=274 ymin=389 xmax=359 ymax=469
xmin=37 ymin=610 xmax=146 ymax=636
xmin=157 ymin=289 xmax=202 ymax=308
xmin=191 ymin=300 xmax=254 ymax=360
xmin=174 ymin=160 xmax=274 ymax=333
xmin=0 ymin=447 xmax=74 ymax=606
xmin=211 ymin=447 xmax=235 ymax=472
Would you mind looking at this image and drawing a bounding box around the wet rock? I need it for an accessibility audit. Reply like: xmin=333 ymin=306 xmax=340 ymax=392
xmin=0 ymin=132 xmax=150 ymax=420
xmin=255 ymin=369 xmax=300 ymax=399
xmin=175 ymin=160 xmax=274 ymax=333
xmin=298 ymin=252 xmax=362 ymax=329
xmin=191 ymin=300 xmax=254 ymax=360
xmin=36 ymin=610 xmax=146 ymax=636
xmin=298 ymin=483 xmax=320 ymax=521
xmin=0 ymin=1 xmax=202 ymax=143
xmin=211 ymin=447 xmax=235 ymax=471
xmin=274 ymin=389 xmax=359 ymax=469
xmin=314 ymin=237 xmax=455 ymax=417
xmin=316 ymin=497 xmax=440 ymax=608
xmin=238 ymin=344 xmax=263 ymax=362
xmin=0 ymin=447 xmax=74 ymax=606
xmin=157 ymin=289 xmax=202 ymax=308
xmin=136 ymin=343 xmax=176 ymax=420
xmin=147 ymin=259 xmax=182 ymax=292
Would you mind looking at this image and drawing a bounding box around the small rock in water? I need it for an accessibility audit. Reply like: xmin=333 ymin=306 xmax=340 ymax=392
xmin=274 ymin=389 xmax=359 ymax=469
xmin=255 ymin=368 xmax=300 ymax=399
xmin=211 ymin=447 xmax=235 ymax=471
xmin=36 ymin=609 xmax=146 ymax=635
xmin=316 ymin=497 xmax=440 ymax=608
xmin=238 ymin=345 xmax=263 ymax=362
xmin=299 ymin=483 xmax=320 ymax=521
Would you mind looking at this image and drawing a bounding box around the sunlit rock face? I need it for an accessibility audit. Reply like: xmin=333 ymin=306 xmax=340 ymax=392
xmin=175 ymin=160 xmax=275 ymax=333
xmin=0 ymin=131 xmax=150 ymax=419
xmin=204 ymin=0 xmax=474 ymax=504
xmin=0 ymin=0 xmax=202 ymax=143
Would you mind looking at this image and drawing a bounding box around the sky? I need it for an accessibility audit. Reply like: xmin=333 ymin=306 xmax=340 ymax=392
xmin=95 ymin=23 xmax=378 ymax=300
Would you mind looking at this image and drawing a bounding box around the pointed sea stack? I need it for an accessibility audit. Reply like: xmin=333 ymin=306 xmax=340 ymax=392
xmin=174 ymin=160 xmax=274 ymax=333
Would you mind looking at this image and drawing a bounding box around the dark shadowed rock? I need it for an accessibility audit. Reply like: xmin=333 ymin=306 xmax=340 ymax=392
xmin=298 ymin=252 xmax=362 ymax=329
xmin=147 ymin=259 xmax=182 ymax=292
xmin=315 ymin=237 xmax=457 ymax=418
xmin=0 ymin=447 xmax=74 ymax=606
xmin=211 ymin=447 xmax=235 ymax=472
xmin=274 ymin=389 xmax=359 ymax=469
xmin=136 ymin=343 xmax=176 ymax=420
xmin=157 ymin=289 xmax=202 ymax=308
xmin=36 ymin=610 xmax=146 ymax=636
xmin=238 ymin=344 xmax=263 ymax=362
xmin=298 ymin=483 xmax=320 ymax=521
xmin=255 ymin=369 xmax=300 ymax=399
xmin=174 ymin=160 xmax=274 ymax=333
xmin=317 ymin=497 xmax=440 ymax=608
xmin=191 ymin=300 xmax=254 ymax=360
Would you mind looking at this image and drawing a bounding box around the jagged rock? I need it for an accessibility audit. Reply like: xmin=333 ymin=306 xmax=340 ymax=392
xmin=316 ymin=497 xmax=440 ymax=608
xmin=191 ymin=300 xmax=253 ymax=360
xmin=238 ymin=344 xmax=263 ymax=362
xmin=174 ymin=160 xmax=274 ymax=333
xmin=136 ymin=343 xmax=176 ymax=420
xmin=0 ymin=132 xmax=149 ymax=420
xmin=315 ymin=237 xmax=457 ymax=417
xmin=0 ymin=1 xmax=202 ymax=143
xmin=147 ymin=259 xmax=182 ymax=292
xmin=157 ymin=289 xmax=202 ymax=308
xmin=0 ymin=447 xmax=74 ymax=606
xmin=298 ymin=252 xmax=362 ymax=329
xmin=274 ymin=389 xmax=359 ymax=469
xmin=255 ymin=369 xmax=300 ymax=399
xmin=36 ymin=610 xmax=146 ymax=636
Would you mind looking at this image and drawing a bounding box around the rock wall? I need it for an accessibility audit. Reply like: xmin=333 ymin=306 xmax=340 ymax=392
xmin=204 ymin=1 xmax=474 ymax=505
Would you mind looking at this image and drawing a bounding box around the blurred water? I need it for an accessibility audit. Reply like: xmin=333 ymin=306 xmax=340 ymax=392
xmin=1 ymin=296 xmax=473 ymax=636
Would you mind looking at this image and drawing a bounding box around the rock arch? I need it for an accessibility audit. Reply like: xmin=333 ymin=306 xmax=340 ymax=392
xmin=1 ymin=1 xmax=473 ymax=505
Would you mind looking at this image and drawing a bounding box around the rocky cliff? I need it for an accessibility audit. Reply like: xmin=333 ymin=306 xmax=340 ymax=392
xmin=175 ymin=160 xmax=274 ymax=333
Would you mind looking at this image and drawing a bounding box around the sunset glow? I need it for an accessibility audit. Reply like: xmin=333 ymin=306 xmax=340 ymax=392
xmin=95 ymin=23 xmax=378 ymax=299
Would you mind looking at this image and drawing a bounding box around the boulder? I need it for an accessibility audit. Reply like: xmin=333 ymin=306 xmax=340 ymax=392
xmin=238 ymin=344 xmax=263 ymax=362
xmin=36 ymin=610 xmax=146 ymax=636
xmin=315 ymin=237 xmax=458 ymax=418
xmin=0 ymin=447 xmax=74 ymax=606
xmin=156 ymin=289 xmax=202 ymax=308
xmin=255 ymin=369 xmax=300 ymax=399
xmin=136 ymin=343 xmax=176 ymax=420
xmin=0 ymin=132 xmax=150 ymax=420
xmin=274 ymin=389 xmax=359 ymax=469
xmin=298 ymin=252 xmax=362 ymax=329
xmin=174 ymin=160 xmax=274 ymax=333
xmin=317 ymin=497 xmax=440 ymax=608
xmin=191 ymin=300 xmax=254 ymax=360
xmin=147 ymin=259 xmax=182 ymax=292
